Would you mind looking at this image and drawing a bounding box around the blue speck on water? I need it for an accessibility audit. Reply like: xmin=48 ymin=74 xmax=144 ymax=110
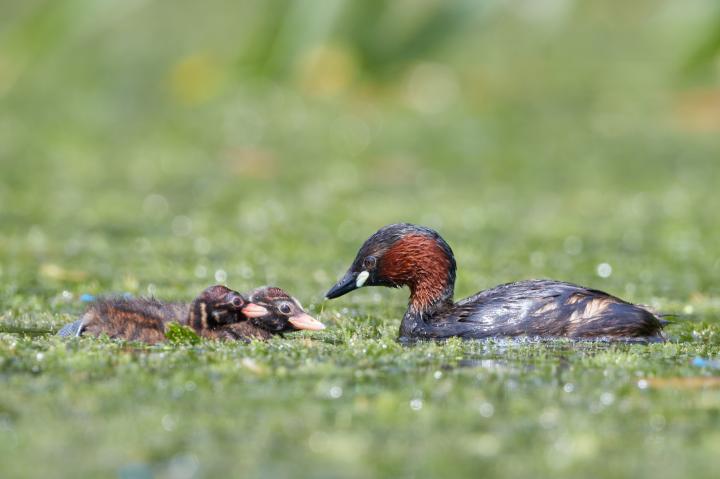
xmin=80 ymin=294 xmax=96 ymax=302
xmin=692 ymin=357 xmax=720 ymax=368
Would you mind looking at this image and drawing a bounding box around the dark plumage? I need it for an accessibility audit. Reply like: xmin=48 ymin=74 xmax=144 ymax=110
xmin=58 ymin=285 xmax=324 ymax=343
xmin=326 ymin=223 xmax=666 ymax=342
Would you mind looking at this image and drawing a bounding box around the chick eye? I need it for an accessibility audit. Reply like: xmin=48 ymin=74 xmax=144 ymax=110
xmin=363 ymin=256 xmax=377 ymax=270
xmin=279 ymin=303 xmax=292 ymax=315
xmin=231 ymin=296 xmax=243 ymax=307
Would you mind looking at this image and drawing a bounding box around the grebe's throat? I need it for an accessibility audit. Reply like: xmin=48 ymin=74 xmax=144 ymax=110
xmin=379 ymin=234 xmax=456 ymax=313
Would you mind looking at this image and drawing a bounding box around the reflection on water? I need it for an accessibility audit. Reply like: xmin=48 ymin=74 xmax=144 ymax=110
xmin=398 ymin=335 xmax=668 ymax=350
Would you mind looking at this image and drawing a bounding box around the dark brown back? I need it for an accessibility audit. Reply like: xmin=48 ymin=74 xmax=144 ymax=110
xmin=80 ymin=298 xmax=189 ymax=344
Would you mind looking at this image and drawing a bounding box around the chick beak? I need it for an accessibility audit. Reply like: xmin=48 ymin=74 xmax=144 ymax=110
xmin=288 ymin=313 xmax=326 ymax=331
xmin=242 ymin=303 xmax=269 ymax=318
xmin=325 ymin=272 xmax=358 ymax=299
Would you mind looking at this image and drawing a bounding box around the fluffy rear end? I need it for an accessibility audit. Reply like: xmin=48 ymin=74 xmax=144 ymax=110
xmin=569 ymin=301 xmax=666 ymax=341
xmin=79 ymin=298 xmax=169 ymax=343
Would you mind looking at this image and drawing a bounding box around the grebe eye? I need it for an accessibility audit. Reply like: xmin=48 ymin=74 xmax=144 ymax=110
xmin=279 ymin=303 xmax=292 ymax=315
xmin=363 ymin=256 xmax=377 ymax=270
xmin=231 ymin=296 xmax=243 ymax=307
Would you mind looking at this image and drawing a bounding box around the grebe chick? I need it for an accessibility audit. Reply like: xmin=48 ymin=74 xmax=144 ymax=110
xmin=58 ymin=285 xmax=251 ymax=343
xmin=58 ymin=285 xmax=325 ymax=343
xmin=221 ymin=286 xmax=326 ymax=340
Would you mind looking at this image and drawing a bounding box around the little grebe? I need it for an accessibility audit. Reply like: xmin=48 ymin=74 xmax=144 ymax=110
xmin=223 ymin=286 xmax=326 ymax=340
xmin=326 ymin=223 xmax=666 ymax=342
xmin=58 ymin=285 xmax=324 ymax=343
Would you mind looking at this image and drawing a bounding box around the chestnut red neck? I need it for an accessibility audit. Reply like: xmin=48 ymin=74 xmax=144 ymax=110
xmin=379 ymin=234 xmax=456 ymax=313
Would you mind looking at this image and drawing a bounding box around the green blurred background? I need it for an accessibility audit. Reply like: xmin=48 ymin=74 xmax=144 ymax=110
xmin=1 ymin=0 xmax=719 ymax=304
xmin=2 ymin=0 xmax=720 ymax=478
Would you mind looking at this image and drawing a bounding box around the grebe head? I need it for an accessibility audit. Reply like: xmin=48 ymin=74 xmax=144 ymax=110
xmin=243 ymin=286 xmax=326 ymax=332
xmin=194 ymin=285 xmax=250 ymax=326
xmin=325 ymin=223 xmax=456 ymax=310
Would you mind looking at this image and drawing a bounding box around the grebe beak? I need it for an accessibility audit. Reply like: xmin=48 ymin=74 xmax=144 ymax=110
xmin=288 ymin=313 xmax=326 ymax=331
xmin=242 ymin=303 xmax=269 ymax=318
xmin=325 ymin=271 xmax=359 ymax=299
